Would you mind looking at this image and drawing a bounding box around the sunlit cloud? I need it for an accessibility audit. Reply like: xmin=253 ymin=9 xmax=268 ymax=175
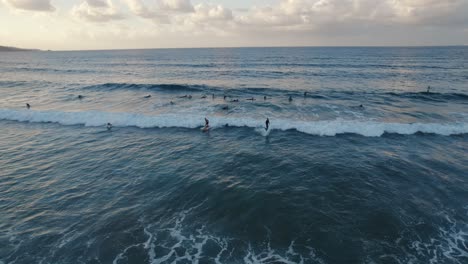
xmin=2 ymin=0 xmax=468 ymax=50
xmin=72 ymin=0 xmax=125 ymax=22
xmin=3 ymin=0 xmax=55 ymax=12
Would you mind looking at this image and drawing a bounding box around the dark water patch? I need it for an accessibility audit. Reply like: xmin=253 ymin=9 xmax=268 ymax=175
xmin=83 ymin=83 xmax=207 ymax=93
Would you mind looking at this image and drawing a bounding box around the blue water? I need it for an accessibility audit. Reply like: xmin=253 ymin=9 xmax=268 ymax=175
xmin=0 ymin=47 xmax=467 ymax=264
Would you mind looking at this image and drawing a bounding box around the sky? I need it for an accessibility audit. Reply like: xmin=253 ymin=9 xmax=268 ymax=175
xmin=1 ymin=0 xmax=467 ymax=50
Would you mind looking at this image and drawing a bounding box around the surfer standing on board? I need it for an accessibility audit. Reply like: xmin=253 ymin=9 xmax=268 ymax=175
xmin=265 ymin=118 xmax=270 ymax=131
xmin=204 ymin=118 xmax=209 ymax=128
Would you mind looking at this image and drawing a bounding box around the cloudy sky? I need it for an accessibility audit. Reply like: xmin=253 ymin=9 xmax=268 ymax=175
xmin=1 ymin=0 xmax=467 ymax=50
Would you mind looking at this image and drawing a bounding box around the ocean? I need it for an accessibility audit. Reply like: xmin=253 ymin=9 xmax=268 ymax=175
xmin=0 ymin=47 xmax=467 ymax=264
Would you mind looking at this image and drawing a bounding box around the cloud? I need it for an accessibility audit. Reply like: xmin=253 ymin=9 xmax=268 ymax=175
xmin=191 ymin=3 xmax=233 ymax=22
xmin=124 ymin=0 xmax=170 ymax=23
xmin=158 ymin=0 xmax=193 ymax=13
xmin=234 ymin=0 xmax=468 ymax=32
xmin=119 ymin=0 xmax=468 ymax=40
xmin=124 ymin=0 xmax=196 ymax=24
xmin=86 ymin=0 xmax=108 ymax=8
xmin=4 ymin=0 xmax=55 ymax=12
xmin=125 ymin=0 xmax=194 ymax=16
xmin=72 ymin=0 xmax=125 ymax=23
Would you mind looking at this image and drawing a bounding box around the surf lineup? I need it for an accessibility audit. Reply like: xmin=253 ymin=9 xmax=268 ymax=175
xmin=22 ymin=86 xmax=435 ymax=133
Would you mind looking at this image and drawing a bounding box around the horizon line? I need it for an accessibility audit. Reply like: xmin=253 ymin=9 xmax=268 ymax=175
xmin=4 ymin=44 xmax=467 ymax=52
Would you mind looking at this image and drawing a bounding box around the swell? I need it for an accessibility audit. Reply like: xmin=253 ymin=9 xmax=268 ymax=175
xmin=1 ymin=109 xmax=467 ymax=137
xmin=80 ymin=82 xmax=468 ymax=102
xmin=4 ymin=67 xmax=95 ymax=74
xmin=83 ymin=83 xmax=207 ymax=92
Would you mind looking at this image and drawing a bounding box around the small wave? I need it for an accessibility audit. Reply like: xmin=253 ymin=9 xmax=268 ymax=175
xmin=0 ymin=80 xmax=29 ymax=87
xmin=1 ymin=109 xmax=467 ymax=137
xmin=10 ymin=67 xmax=93 ymax=74
xmin=388 ymin=92 xmax=468 ymax=102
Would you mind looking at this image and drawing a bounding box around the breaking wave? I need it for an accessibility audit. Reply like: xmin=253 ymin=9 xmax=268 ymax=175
xmin=1 ymin=109 xmax=467 ymax=137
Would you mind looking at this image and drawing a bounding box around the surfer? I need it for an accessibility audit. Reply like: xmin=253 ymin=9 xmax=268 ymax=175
xmin=265 ymin=118 xmax=270 ymax=131
xmin=107 ymin=123 xmax=112 ymax=130
xmin=224 ymin=95 xmax=227 ymax=100
xmin=222 ymin=106 xmax=229 ymax=110
xmin=427 ymin=86 xmax=431 ymax=93
xmin=230 ymin=99 xmax=239 ymax=102
xmin=246 ymin=97 xmax=256 ymax=101
xmin=204 ymin=118 xmax=210 ymax=130
xmin=264 ymin=96 xmax=267 ymax=100
xmin=26 ymin=103 xmax=30 ymax=109
xmin=304 ymin=92 xmax=308 ymax=97
xmin=212 ymin=94 xmax=215 ymax=99
xmin=359 ymin=104 xmax=364 ymax=108
xmin=144 ymin=95 xmax=151 ymax=98
xmin=201 ymin=95 xmax=207 ymax=99
xmin=78 ymin=95 xmax=83 ymax=99
xmin=170 ymin=101 xmax=175 ymax=105
xmin=289 ymin=96 xmax=293 ymax=102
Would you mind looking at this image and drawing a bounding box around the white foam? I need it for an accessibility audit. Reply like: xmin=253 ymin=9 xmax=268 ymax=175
xmin=1 ymin=109 xmax=467 ymax=137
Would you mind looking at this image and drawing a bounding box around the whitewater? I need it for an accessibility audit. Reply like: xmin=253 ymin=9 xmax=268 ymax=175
xmin=1 ymin=109 xmax=467 ymax=137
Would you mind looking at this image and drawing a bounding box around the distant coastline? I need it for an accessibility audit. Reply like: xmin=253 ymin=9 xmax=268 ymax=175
xmin=0 ymin=45 xmax=40 ymax=52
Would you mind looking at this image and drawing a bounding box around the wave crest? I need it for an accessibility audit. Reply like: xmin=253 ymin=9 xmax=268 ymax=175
xmin=0 ymin=109 xmax=467 ymax=137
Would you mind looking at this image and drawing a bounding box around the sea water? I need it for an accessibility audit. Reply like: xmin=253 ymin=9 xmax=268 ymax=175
xmin=0 ymin=47 xmax=467 ymax=263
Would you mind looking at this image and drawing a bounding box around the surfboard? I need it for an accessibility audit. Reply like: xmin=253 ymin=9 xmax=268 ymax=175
xmin=202 ymin=126 xmax=210 ymax=132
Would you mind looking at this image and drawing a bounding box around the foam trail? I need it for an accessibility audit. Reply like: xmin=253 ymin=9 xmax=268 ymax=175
xmin=0 ymin=109 xmax=467 ymax=137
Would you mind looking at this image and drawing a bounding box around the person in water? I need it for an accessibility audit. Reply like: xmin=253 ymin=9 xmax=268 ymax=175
xmin=107 ymin=123 xmax=113 ymax=130
xmin=26 ymin=103 xmax=30 ymax=109
xmin=201 ymin=95 xmax=207 ymax=99
xmin=304 ymin=92 xmax=308 ymax=97
xmin=246 ymin=97 xmax=255 ymax=101
xmin=289 ymin=96 xmax=293 ymax=102
xmin=427 ymin=86 xmax=431 ymax=93
xmin=204 ymin=118 xmax=209 ymax=128
xmin=265 ymin=118 xmax=270 ymax=131
xmin=78 ymin=95 xmax=83 ymax=99
xmin=144 ymin=95 xmax=151 ymax=98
